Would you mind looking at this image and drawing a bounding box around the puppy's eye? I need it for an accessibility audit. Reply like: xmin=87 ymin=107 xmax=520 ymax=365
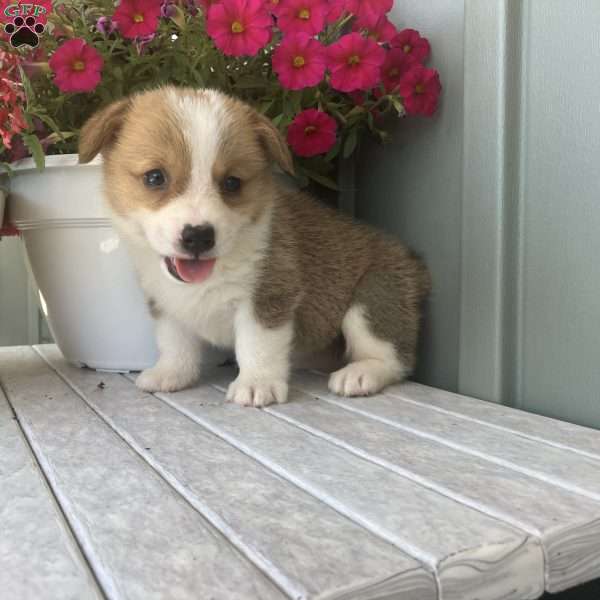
xmin=223 ymin=176 xmax=242 ymax=193
xmin=143 ymin=169 xmax=167 ymax=188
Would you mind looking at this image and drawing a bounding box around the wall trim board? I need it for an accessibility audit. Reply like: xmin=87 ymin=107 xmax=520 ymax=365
xmin=458 ymin=0 xmax=525 ymax=405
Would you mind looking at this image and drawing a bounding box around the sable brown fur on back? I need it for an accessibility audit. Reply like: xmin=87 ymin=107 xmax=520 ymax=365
xmin=254 ymin=191 xmax=431 ymax=369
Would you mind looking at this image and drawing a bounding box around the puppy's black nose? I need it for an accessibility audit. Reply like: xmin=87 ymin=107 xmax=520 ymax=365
xmin=181 ymin=224 xmax=215 ymax=256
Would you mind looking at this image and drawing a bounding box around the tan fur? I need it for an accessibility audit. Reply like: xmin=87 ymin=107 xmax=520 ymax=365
xmin=78 ymin=98 xmax=130 ymax=164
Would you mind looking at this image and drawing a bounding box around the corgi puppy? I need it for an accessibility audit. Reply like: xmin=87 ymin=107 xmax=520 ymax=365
xmin=79 ymin=87 xmax=430 ymax=407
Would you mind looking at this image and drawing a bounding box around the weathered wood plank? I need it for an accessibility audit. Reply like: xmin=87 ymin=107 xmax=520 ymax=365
xmin=293 ymin=373 xmax=600 ymax=501
xmin=37 ymin=345 xmax=437 ymax=600
xmin=126 ymin=368 xmax=548 ymax=600
xmin=0 ymin=347 xmax=284 ymax=600
xmin=281 ymin=371 xmax=600 ymax=593
xmin=388 ymin=382 xmax=600 ymax=460
xmin=0 ymin=388 xmax=102 ymax=600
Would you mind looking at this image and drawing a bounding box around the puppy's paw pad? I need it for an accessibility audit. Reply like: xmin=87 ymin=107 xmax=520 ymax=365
xmin=136 ymin=366 xmax=197 ymax=393
xmin=226 ymin=378 xmax=288 ymax=408
xmin=328 ymin=363 xmax=385 ymax=397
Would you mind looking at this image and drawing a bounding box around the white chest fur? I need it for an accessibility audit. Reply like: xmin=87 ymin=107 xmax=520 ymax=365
xmin=133 ymin=252 xmax=259 ymax=349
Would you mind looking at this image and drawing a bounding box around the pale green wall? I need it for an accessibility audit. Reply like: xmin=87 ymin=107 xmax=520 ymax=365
xmin=0 ymin=238 xmax=31 ymax=346
xmin=359 ymin=1 xmax=600 ymax=430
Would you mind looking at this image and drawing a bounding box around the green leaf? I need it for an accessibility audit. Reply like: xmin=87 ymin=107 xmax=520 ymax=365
xmin=1 ymin=162 xmax=13 ymax=176
xmin=303 ymin=169 xmax=339 ymax=191
xmin=17 ymin=66 xmax=35 ymax=105
xmin=324 ymin=139 xmax=342 ymax=162
xmin=343 ymin=128 xmax=358 ymax=159
xmin=389 ymin=95 xmax=406 ymax=116
xmin=30 ymin=111 xmax=62 ymax=137
xmin=23 ymin=135 xmax=46 ymax=171
xmin=271 ymin=113 xmax=285 ymax=127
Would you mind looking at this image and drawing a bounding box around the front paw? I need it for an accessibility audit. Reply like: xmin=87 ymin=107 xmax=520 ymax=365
xmin=226 ymin=376 xmax=288 ymax=408
xmin=136 ymin=364 xmax=199 ymax=393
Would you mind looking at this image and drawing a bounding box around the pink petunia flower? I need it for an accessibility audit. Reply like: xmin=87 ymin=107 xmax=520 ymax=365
xmin=272 ymin=33 xmax=326 ymax=90
xmin=391 ymin=28 xmax=431 ymax=63
xmin=276 ymin=0 xmax=329 ymax=35
xmin=353 ymin=14 xmax=397 ymax=44
xmin=380 ymin=47 xmax=416 ymax=92
xmin=327 ymin=32 xmax=385 ymax=92
xmin=399 ymin=64 xmax=441 ymax=116
xmin=207 ymin=0 xmax=272 ymax=57
xmin=287 ymin=109 xmax=337 ymax=157
xmin=354 ymin=0 xmax=392 ymax=28
xmin=48 ymin=38 xmax=103 ymax=93
xmin=326 ymin=0 xmax=358 ymax=23
xmin=264 ymin=0 xmax=280 ymax=14
xmin=113 ymin=0 xmax=162 ymax=39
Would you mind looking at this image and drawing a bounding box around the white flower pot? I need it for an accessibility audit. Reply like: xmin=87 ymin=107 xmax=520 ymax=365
xmin=3 ymin=154 xmax=158 ymax=372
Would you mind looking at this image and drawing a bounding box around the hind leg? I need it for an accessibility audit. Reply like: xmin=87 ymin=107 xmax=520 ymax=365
xmin=328 ymin=305 xmax=409 ymax=396
xmin=328 ymin=269 xmax=424 ymax=397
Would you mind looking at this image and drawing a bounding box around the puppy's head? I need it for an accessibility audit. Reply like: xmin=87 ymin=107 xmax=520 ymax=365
xmin=79 ymin=87 xmax=294 ymax=284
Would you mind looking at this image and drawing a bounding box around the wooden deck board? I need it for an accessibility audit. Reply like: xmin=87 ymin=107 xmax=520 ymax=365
xmin=2 ymin=345 xmax=600 ymax=600
xmin=0 ymin=347 xmax=284 ymax=600
xmin=150 ymin=369 xmax=545 ymax=600
xmin=388 ymin=382 xmax=600 ymax=460
xmin=292 ymin=373 xmax=600 ymax=500
xmin=37 ymin=345 xmax=436 ymax=600
xmin=0 ymin=387 xmax=101 ymax=600
xmin=284 ymin=372 xmax=600 ymax=593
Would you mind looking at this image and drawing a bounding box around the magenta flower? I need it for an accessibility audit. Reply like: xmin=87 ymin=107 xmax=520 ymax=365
xmin=287 ymin=109 xmax=337 ymax=157
xmin=327 ymin=32 xmax=385 ymax=92
xmin=276 ymin=0 xmax=329 ymax=35
xmin=207 ymin=0 xmax=272 ymax=57
xmin=354 ymin=0 xmax=393 ymax=28
xmin=272 ymin=33 xmax=326 ymax=90
xmin=264 ymin=0 xmax=280 ymax=14
xmin=326 ymin=0 xmax=358 ymax=23
xmin=48 ymin=39 xmax=103 ymax=93
xmin=380 ymin=47 xmax=416 ymax=92
xmin=113 ymin=0 xmax=162 ymax=39
xmin=399 ymin=64 xmax=441 ymax=116
xmin=391 ymin=28 xmax=431 ymax=63
xmin=353 ymin=14 xmax=397 ymax=44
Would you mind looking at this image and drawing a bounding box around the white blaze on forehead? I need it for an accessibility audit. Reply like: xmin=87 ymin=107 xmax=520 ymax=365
xmin=166 ymin=89 xmax=229 ymax=191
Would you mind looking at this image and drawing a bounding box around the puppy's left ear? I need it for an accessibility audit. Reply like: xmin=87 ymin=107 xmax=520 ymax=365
xmin=254 ymin=113 xmax=295 ymax=176
xmin=79 ymin=98 xmax=130 ymax=164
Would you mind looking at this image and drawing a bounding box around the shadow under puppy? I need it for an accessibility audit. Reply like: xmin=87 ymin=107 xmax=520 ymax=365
xmin=79 ymin=87 xmax=430 ymax=407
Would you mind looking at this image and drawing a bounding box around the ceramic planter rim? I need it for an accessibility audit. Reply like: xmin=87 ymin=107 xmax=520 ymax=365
xmin=5 ymin=154 xmax=102 ymax=174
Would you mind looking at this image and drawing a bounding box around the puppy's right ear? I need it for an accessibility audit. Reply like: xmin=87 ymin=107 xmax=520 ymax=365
xmin=79 ymin=98 xmax=130 ymax=164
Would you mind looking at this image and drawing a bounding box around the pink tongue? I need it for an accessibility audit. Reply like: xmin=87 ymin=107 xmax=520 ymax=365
xmin=174 ymin=257 xmax=216 ymax=284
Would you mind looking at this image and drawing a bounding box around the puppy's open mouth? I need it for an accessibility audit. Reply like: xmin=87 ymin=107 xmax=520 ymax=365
xmin=164 ymin=256 xmax=216 ymax=284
